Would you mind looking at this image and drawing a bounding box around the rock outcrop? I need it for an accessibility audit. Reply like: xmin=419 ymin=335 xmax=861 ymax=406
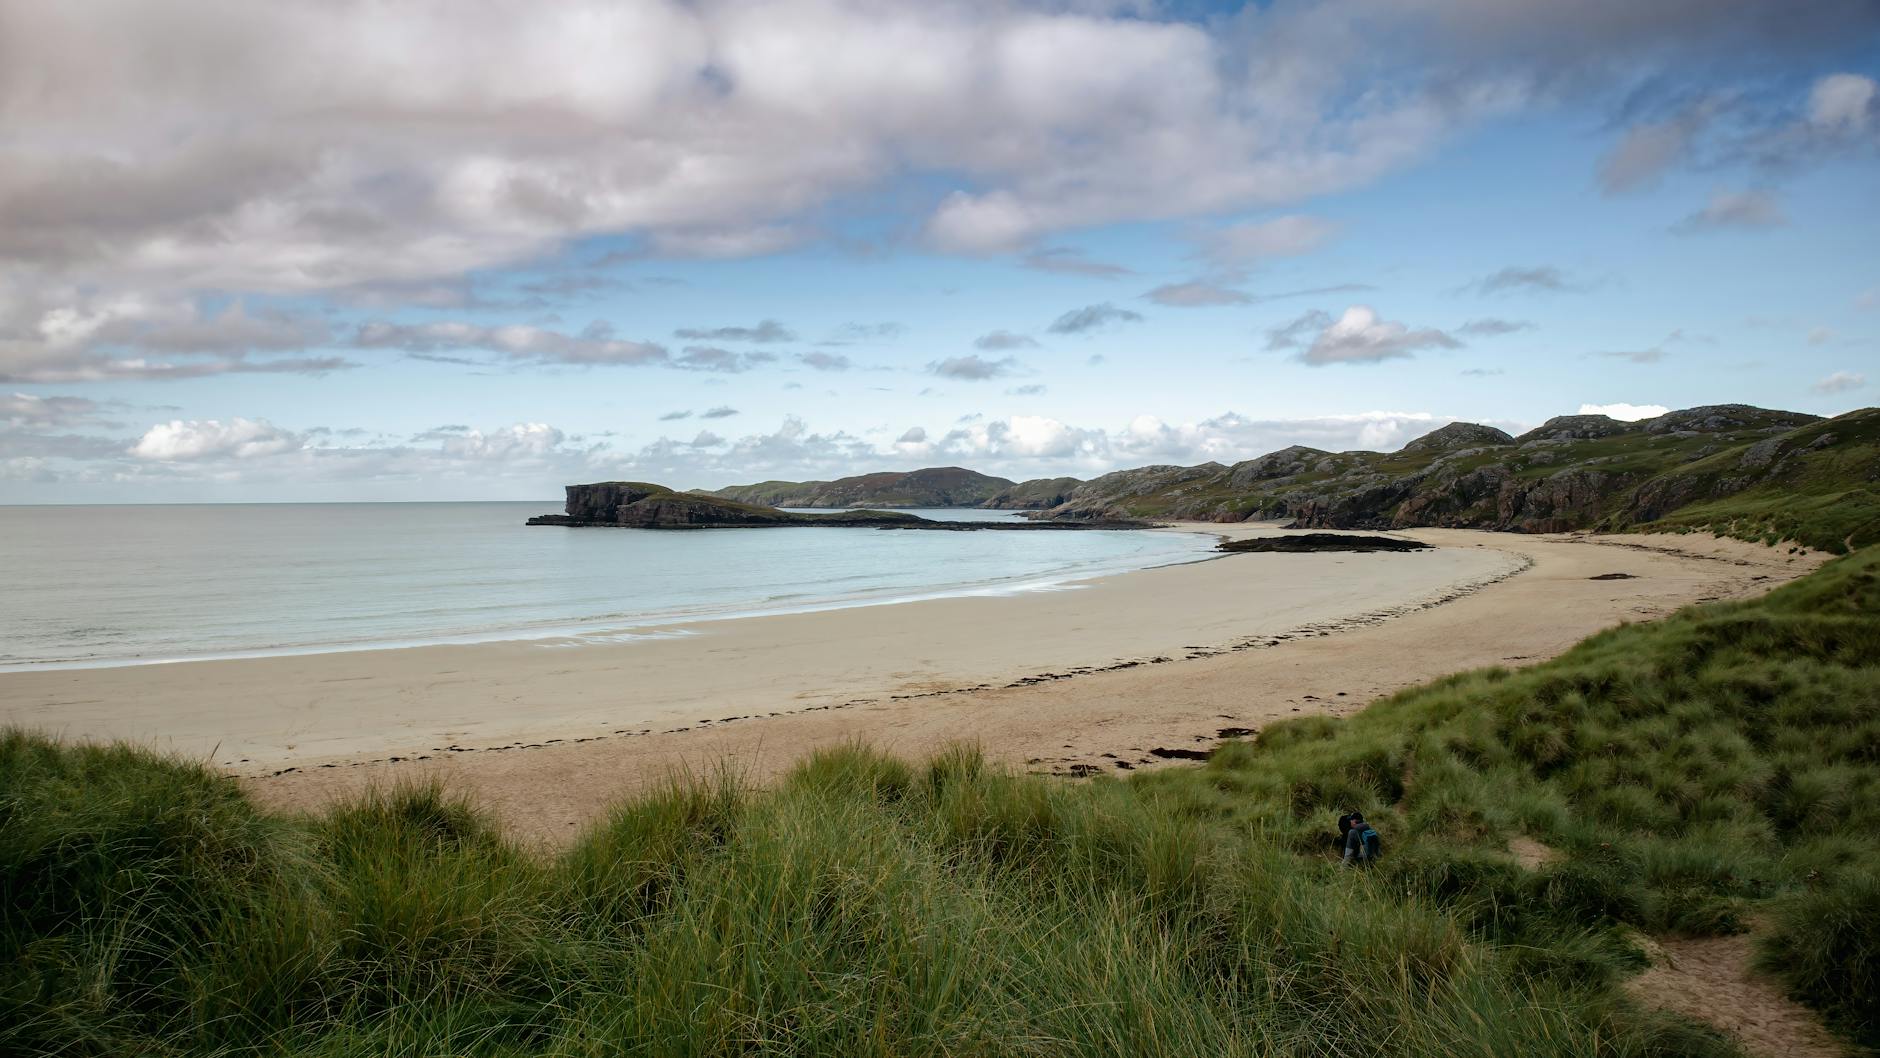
xmin=531 ymin=482 xmax=1157 ymax=531
xmin=1641 ymin=404 xmax=1817 ymax=435
xmin=1514 ymin=415 xmax=1634 ymax=443
xmin=531 ymin=483 xmax=923 ymax=529
xmin=1397 ymin=422 xmax=1515 ymax=456
xmin=1218 ymin=533 xmax=1432 ymax=554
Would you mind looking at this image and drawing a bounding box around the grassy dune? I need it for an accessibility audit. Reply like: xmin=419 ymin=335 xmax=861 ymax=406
xmin=4 ymin=549 xmax=1877 ymax=1056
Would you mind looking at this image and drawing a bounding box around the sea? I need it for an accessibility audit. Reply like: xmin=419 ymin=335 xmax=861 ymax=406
xmin=0 ymin=503 xmax=1217 ymax=670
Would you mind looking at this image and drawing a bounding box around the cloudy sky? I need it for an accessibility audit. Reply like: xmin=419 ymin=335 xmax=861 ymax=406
xmin=2 ymin=0 xmax=1876 ymax=502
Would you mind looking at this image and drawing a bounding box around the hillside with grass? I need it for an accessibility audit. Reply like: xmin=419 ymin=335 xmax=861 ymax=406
xmin=708 ymin=467 xmax=1016 ymax=509
xmin=1012 ymin=405 xmax=1879 ymax=553
xmin=5 ymin=544 xmax=1876 ymax=1056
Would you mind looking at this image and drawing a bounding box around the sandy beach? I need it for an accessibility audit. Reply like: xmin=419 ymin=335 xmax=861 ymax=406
xmin=1 ymin=525 xmax=1825 ymax=844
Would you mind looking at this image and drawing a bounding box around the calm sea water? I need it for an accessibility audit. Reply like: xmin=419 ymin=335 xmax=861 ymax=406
xmin=0 ymin=503 xmax=1216 ymax=669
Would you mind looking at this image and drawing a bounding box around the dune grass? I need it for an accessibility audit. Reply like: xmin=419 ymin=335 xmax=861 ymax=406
xmin=4 ymin=548 xmax=1877 ymax=1056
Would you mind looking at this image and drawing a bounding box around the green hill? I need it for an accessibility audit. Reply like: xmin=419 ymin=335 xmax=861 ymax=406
xmin=710 ymin=467 xmax=1017 ymax=508
xmin=1011 ymin=405 xmax=1878 ymax=553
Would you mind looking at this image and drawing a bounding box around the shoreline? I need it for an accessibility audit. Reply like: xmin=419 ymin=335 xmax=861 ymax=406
xmin=0 ymin=523 xmax=1222 ymax=675
xmin=2 ymin=522 xmax=1508 ymax=767
xmin=1 ymin=526 xmax=1828 ymax=845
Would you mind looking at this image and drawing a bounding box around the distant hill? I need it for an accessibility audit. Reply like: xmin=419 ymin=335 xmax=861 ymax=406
xmin=980 ymin=476 xmax=1083 ymax=510
xmin=690 ymin=405 xmax=1876 ymax=551
xmin=527 ymin=481 xmax=1151 ymax=531
xmin=999 ymin=404 xmax=1878 ymax=553
xmin=708 ymin=467 xmax=1017 ymax=508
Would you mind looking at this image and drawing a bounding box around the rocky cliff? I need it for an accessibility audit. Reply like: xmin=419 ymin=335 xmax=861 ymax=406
xmin=531 ymin=483 xmax=922 ymax=528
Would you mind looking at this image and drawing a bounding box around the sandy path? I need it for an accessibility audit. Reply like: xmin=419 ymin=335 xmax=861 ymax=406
xmin=222 ymin=528 xmax=1816 ymax=844
xmin=1628 ymin=933 xmax=1845 ymax=1058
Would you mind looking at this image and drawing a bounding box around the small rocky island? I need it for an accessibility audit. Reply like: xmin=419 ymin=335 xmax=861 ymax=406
xmin=1217 ymin=533 xmax=1432 ymax=554
xmin=527 ymin=482 xmax=1154 ymax=531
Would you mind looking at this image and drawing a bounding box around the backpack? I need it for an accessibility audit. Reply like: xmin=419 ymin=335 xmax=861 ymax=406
xmin=1360 ymin=826 xmax=1382 ymax=861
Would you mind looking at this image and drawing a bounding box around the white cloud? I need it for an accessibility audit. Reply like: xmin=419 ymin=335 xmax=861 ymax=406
xmin=1599 ymin=70 xmax=1878 ymax=199
xmin=1047 ymin=303 xmax=1142 ymax=335
xmin=1 ymin=1 xmax=1462 ymax=284
xmin=1 ymin=392 xmax=102 ymax=427
xmin=1144 ymin=282 xmax=1252 ymax=307
xmin=673 ymin=320 xmax=795 ymax=343
xmin=21 ymin=0 xmax=1816 ymax=303
xmin=0 ymin=293 xmax=349 ymax=383
xmin=674 ymin=346 xmax=778 ymax=373
xmin=1808 ymin=73 xmax=1876 ymax=130
xmin=89 ymin=416 xmax=614 ymax=496
xmin=974 ymin=330 xmax=1039 ymax=351
xmin=130 ymin=417 xmax=302 ymax=460
xmin=1599 ymin=112 xmax=1709 ymax=194
xmin=1196 ymin=215 xmax=1338 ymax=267
xmin=1672 ymin=188 xmax=1785 ymax=233
xmin=1457 ymin=318 xmax=1532 ymax=337
xmin=683 ymin=409 xmax=1490 ymax=484
xmin=438 ymin=422 xmax=565 ymax=461
xmin=1577 ymin=402 xmax=1669 ymax=421
xmin=1019 ymin=248 xmax=1132 ymax=278
xmin=12 ymin=405 xmax=1594 ymax=496
xmin=0 ymin=0 xmax=1860 ymax=416
xmin=797 ymin=352 xmax=853 ymax=371
xmin=930 ymin=355 xmax=1018 ymax=380
xmin=1811 ymin=371 xmax=1866 ymax=395
xmin=1598 ymin=348 xmax=1666 ymax=364
xmin=1466 ymin=266 xmax=1584 ymax=295
xmin=1278 ymin=306 xmax=1461 ymax=366
xmin=351 ymin=320 xmax=668 ymax=367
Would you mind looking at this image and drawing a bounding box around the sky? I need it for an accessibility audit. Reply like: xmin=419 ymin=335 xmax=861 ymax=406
xmin=1 ymin=0 xmax=1876 ymax=503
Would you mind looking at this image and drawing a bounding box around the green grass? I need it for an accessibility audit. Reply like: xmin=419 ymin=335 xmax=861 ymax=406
xmin=5 ymin=549 xmax=1878 ymax=1056
xmin=1134 ymin=544 xmax=1880 ymax=1043
xmin=1623 ymin=410 xmax=1880 ymax=553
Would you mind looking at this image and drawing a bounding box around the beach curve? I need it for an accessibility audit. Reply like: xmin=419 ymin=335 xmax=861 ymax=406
xmin=0 ymin=525 xmax=1825 ymax=846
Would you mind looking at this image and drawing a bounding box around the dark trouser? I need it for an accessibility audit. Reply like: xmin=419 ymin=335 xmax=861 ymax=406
xmin=1343 ymin=828 xmax=1368 ymax=864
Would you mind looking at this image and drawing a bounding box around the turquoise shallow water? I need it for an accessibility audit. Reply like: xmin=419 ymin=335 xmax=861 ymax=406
xmin=0 ymin=503 xmax=1216 ymax=669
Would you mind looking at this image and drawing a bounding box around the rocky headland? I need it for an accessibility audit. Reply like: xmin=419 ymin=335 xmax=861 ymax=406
xmin=527 ymin=482 xmax=1153 ymax=530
